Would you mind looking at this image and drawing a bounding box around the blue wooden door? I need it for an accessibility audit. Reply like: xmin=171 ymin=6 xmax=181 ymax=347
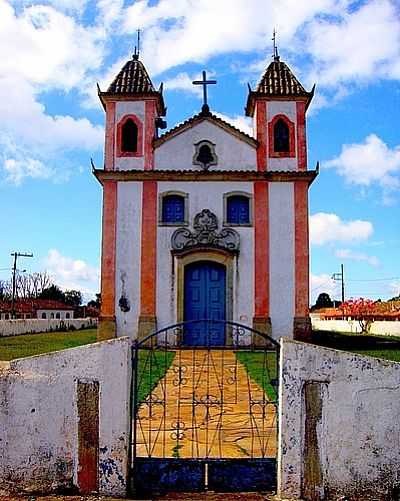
xmin=184 ymin=261 xmax=226 ymax=346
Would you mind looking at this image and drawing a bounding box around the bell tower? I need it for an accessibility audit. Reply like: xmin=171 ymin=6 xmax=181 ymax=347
xmin=245 ymin=52 xmax=315 ymax=341
xmin=97 ymin=54 xmax=166 ymax=340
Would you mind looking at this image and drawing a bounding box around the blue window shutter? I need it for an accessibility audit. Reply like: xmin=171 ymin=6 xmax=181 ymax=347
xmin=227 ymin=196 xmax=249 ymax=224
xmin=162 ymin=195 xmax=185 ymax=223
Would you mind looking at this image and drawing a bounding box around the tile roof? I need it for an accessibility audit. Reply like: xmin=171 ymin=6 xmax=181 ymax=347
xmin=154 ymin=108 xmax=257 ymax=148
xmin=0 ymin=299 xmax=74 ymax=313
xmin=107 ymin=55 xmax=156 ymax=94
xmin=256 ymin=58 xmax=309 ymax=97
xmin=245 ymin=57 xmax=314 ymax=116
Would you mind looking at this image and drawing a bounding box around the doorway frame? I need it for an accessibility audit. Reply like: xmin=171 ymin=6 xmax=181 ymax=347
xmin=174 ymin=249 xmax=234 ymax=345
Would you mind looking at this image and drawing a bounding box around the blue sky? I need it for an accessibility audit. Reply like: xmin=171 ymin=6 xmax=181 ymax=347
xmin=0 ymin=0 xmax=399 ymax=303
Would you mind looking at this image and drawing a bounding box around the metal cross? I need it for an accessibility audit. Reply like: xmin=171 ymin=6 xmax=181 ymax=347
xmin=192 ymin=71 xmax=217 ymax=108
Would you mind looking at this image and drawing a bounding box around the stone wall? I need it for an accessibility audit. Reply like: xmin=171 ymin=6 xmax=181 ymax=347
xmin=312 ymin=317 xmax=400 ymax=336
xmin=0 ymin=318 xmax=97 ymax=337
xmin=0 ymin=337 xmax=131 ymax=496
xmin=278 ymin=338 xmax=400 ymax=500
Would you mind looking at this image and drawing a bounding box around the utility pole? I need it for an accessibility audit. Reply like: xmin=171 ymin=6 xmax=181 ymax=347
xmin=332 ymin=264 xmax=345 ymax=305
xmin=11 ymin=252 xmax=33 ymax=319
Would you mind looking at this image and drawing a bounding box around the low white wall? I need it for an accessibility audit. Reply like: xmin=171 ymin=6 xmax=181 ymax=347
xmin=0 ymin=318 xmax=98 ymax=337
xmin=278 ymin=338 xmax=400 ymax=500
xmin=0 ymin=337 xmax=131 ymax=496
xmin=312 ymin=318 xmax=400 ymax=336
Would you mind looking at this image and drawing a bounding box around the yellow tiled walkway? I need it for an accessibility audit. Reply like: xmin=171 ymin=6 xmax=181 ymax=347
xmin=135 ymin=350 xmax=277 ymax=459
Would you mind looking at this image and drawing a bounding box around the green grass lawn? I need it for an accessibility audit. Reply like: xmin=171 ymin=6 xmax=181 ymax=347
xmin=351 ymin=349 xmax=400 ymax=363
xmin=136 ymin=349 xmax=176 ymax=405
xmin=0 ymin=329 xmax=97 ymax=361
xmin=235 ymin=351 xmax=278 ymax=401
xmin=312 ymin=330 xmax=400 ymax=363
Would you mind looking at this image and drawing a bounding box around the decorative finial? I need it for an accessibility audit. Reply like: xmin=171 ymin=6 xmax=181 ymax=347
xmin=133 ymin=29 xmax=141 ymax=60
xmin=272 ymin=29 xmax=279 ymax=61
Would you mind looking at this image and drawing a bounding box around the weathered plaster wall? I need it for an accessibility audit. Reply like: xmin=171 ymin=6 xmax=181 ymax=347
xmin=154 ymin=121 xmax=257 ymax=171
xmin=312 ymin=318 xmax=400 ymax=336
xmin=115 ymin=181 xmax=142 ymax=337
xmin=156 ymin=181 xmax=254 ymax=329
xmin=0 ymin=318 xmax=97 ymax=337
xmin=269 ymin=183 xmax=295 ymax=338
xmin=278 ymin=339 xmax=400 ymax=500
xmin=115 ymin=101 xmax=145 ymax=170
xmin=0 ymin=338 xmax=131 ymax=496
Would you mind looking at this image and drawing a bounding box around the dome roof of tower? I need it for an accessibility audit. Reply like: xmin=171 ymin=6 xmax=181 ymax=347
xmin=98 ymin=55 xmax=166 ymax=115
xmin=245 ymin=57 xmax=314 ymax=116
xmin=107 ymin=55 xmax=156 ymax=94
xmin=256 ymin=58 xmax=309 ymax=97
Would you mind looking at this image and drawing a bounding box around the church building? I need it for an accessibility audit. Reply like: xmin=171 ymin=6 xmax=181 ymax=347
xmin=94 ymin=51 xmax=317 ymax=343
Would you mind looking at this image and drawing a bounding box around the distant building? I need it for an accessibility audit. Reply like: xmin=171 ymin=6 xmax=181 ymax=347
xmin=0 ymin=299 xmax=74 ymax=320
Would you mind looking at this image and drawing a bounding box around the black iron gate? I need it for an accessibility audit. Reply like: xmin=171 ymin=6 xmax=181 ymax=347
xmin=130 ymin=320 xmax=279 ymax=496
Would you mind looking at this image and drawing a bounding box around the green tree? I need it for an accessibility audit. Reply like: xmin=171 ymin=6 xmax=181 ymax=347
xmin=64 ymin=290 xmax=82 ymax=307
xmin=39 ymin=284 xmax=65 ymax=302
xmin=314 ymin=292 xmax=333 ymax=309
xmin=87 ymin=293 xmax=101 ymax=309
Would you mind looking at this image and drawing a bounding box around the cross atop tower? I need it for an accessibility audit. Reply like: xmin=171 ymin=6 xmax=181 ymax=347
xmin=133 ymin=29 xmax=141 ymax=59
xmin=192 ymin=70 xmax=217 ymax=113
xmin=272 ymin=29 xmax=279 ymax=61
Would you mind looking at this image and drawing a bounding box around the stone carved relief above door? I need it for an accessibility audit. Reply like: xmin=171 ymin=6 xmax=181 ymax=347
xmin=171 ymin=209 xmax=240 ymax=253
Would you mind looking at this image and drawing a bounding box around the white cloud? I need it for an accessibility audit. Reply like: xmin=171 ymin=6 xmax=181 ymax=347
xmin=390 ymin=280 xmax=400 ymax=298
xmin=305 ymin=0 xmax=400 ymax=88
xmin=325 ymin=134 xmax=400 ymax=200
xmin=310 ymin=273 xmax=338 ymax=303
xmin=0 ymin=2 xmax=104 ymax=91
xmin=0 ymin=2 xmax=106 ymax=184
xmin=335 ymin=249 xmax=380 ymax=267
xmin=43 ymin=249 xmax=99 ymax=295
xmin=310 ymin=212 xmax=373 ymax=246
xmin=214 ymin=112 xmax=253 ymax=137
xmin=3 ymin=157 xmax=54 ymax=185
xmin=122 ymin=0 xmax=349 ymax=76
xmin=164 ymin=72 xmax=203 ymax=97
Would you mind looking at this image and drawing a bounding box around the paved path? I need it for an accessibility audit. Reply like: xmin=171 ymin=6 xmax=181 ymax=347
xmin=135 ymin=350 xmax=277 ymax=459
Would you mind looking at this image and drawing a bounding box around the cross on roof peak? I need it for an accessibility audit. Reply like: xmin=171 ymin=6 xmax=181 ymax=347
xmin=272 ymin=29 xmax=280 ymax=62
xmin=192 ymin=70 xmax=217 ymax=114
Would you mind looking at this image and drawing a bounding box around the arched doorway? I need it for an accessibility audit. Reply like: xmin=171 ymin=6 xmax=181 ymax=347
xmin=183 ymin=261 xmax=226 ymax=346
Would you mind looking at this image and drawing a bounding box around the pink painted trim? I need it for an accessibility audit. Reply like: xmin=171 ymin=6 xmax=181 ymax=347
xmin=140 ymin=181 xmax=157 ymax=315
xmin=295 ymin=181 xmax=309 ymax=316
xmin=105 ymin=102 xmax=115 ymax=171
xmin=296 ymin=101 xmax=307 ymax=171
xmin=100 ymin=180 xmax=117 ymax=318
xmin=268 ymin=114 xmax=296 ymax=158
xmin=116 ymin=114 xmax=143 ymax=158
xmin=254 ymin=181 xmax=269 ymax=316
xmin=256 ymin=101 xmax=267 ymax=172
xmin=144 ymin=100 xmax=156 ymax=170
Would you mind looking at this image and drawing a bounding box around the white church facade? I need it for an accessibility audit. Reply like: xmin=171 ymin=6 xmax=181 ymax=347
xmin=94 ymin=53 xmax=317 ymax=343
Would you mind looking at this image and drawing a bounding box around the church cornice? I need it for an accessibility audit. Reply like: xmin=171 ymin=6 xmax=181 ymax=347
xmin=93 ymin=168 xmax=318 ymax=185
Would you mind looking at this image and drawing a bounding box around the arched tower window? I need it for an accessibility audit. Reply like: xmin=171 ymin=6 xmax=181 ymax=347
xmin=117 ymin=114 xmax=143 ymax=157
xmin=274 ymin=119 xmax=289 ymax=153
xmin=268 ymin=114 xmax=295 ymax=158
xmin=121 ymin=119 xmax=138 ymax=153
